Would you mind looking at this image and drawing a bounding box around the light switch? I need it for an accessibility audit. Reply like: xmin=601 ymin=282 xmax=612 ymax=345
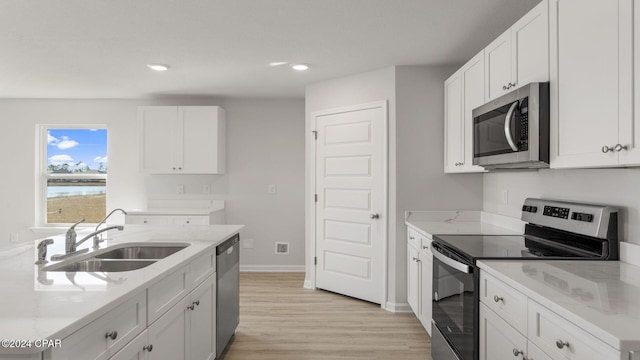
xmin=268 ymin=184 xmax=277 ymax=194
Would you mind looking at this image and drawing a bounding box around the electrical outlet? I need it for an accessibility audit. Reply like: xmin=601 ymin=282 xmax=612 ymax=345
xmin=9 ymin=233 xmax=18 ymax=243
xmin=275 ymin=242 xmax=289 ymax=254
xmin=243 ymin=238 xmax=254 ymax=249
xmin=203 ymin=184 xmax=211 ymax=194
xmin=177 ymin=184 xmax=184 ymax=194
xmin=501 ymin=189 xmax=509 ymax=204
xmin=268 ymin=184 xmax=277 ymax=194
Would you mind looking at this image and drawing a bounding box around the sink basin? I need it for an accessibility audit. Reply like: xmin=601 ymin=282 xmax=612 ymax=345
xmin=46 ymin=259 xmax=156 ymax=272
xmin=94 ymin=244 xmax=189 ymax=260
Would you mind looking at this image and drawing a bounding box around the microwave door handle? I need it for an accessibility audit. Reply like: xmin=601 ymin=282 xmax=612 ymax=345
xmin=504 ymin=101 xmax=519 ymax=151
xmin=432 ymin=248 xmax=471 ymax=274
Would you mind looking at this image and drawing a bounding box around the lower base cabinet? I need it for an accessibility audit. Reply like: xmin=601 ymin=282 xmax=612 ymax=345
xmin=110 ymin=274 xmax=216 ymax=360
xmin=407 ymin=227 xmax=433 ymax=336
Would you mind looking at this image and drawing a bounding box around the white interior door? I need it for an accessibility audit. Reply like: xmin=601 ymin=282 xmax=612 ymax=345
xmin=314 ymin=103 xmax=386 ymax=304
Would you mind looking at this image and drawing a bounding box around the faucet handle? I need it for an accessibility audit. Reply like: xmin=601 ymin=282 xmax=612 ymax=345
xmin=93 ymin=235 xmax=105 ymax=250
xmin=69 ymin=218 xmax=86 ymax=230
xmin=35 ymin=239 xmax=54 ymax=265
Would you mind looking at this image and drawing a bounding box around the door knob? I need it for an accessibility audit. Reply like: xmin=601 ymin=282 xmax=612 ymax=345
xmin=370 ymin=213 xmax=380 ymax=219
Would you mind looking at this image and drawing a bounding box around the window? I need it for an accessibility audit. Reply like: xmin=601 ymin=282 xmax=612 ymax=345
xmin=38 ymin=126 xmax=108 ymax=225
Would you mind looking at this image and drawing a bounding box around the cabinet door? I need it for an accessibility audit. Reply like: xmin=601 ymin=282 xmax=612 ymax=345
xmin=179 ymin=107 xmax=225 ymax=174
xmin=148 ymin=296 xmax=190 ymax=360
xmin=620 ymin=0 xmax=640 ymax=165
xmin=479 ymin=303 xmax=527 ymax=360
xmin=109 ymin=330 xmax=149 ymax=360
xmin=418 ymin=246 xmax=432 ymax=336
xmin=485 ymin=30 xmax=512 ymax=101
xmin=511 ymin=0 xmax=549 ymax=89
xmin=550 ymin=0 xmax=629 ymax=168
xmin=139 ymin=107 xmax=180 ymax=173
xmin=444 ymin=71 xmax=464 ymax=172
xmin=188 ymin=275 xmax=216 ymax=360
xmin=407 ymin=244 xmax=419 ymax=314
xmin=460 ymin=51 xmax=487 ymax=172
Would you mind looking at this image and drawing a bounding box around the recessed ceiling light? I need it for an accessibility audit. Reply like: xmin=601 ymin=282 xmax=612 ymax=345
xmin=291 ymin=64 xmax=309 ymax=71
xmin=269 ymin=62 xmax=288 ymax=67
xmin=147 ymin=64 xmax=170 ymax=71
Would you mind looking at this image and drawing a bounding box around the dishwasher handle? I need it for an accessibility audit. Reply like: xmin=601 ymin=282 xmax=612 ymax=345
xmin=217 ymin=234 xmax=240 ymax=255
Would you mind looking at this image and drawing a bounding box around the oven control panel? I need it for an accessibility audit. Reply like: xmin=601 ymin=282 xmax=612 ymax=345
xmin=543 ymin=205 xmax=570 ymax=219
xmin=521 ymin=198 xmax=617 ymax=239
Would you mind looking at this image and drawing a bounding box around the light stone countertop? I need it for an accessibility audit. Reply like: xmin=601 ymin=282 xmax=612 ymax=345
xmin=0 ymin=224 xmax=242 ymax=354
xmin=478 ymin=260 xmax=640 ymax=352
xmin=405 ymin=210 xmax=524 ymax=238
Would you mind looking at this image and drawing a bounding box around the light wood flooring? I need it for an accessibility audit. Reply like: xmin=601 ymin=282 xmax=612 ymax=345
xmin=221 ymin=272 xmax=431 ymax=360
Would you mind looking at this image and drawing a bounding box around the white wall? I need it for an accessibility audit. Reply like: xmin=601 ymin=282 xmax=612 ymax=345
xmin=0 ymin=98 xmax=305 ymax=269
xmin=305 ymin=66 xmax=483 ymax=309
xmin=484 ymin=168 xmax=640 ymax=245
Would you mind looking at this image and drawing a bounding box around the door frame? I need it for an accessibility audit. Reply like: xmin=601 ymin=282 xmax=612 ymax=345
xmin=307 ymin=100 xmax=389 ymax=308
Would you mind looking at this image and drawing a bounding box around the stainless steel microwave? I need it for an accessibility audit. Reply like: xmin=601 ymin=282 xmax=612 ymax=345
xmin=472 ymin=82 xmax=549 ymax=169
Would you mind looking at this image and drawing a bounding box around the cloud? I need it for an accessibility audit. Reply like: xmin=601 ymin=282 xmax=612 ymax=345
xmin=93 ymin=156 xmax=108 ymax=163
xmin=49 ymin=154 xmax=74 ymax=165
xmin=57 ymin=136 xmax=79 ymax=150
xmin=47 ymin=132 xmax=59 ymax=145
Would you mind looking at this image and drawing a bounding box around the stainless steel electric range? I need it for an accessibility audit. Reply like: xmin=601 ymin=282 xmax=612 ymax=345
xmin=429 ymin=198 xmax=619 ymax=360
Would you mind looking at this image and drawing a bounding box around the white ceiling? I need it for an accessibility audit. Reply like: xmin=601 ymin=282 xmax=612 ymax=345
xmin=2 ymin=0 xmax=540 ymax=99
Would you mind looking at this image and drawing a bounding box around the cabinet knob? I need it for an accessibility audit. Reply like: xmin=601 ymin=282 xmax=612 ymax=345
xmin=105 ymin=331 xmax=118 ymax=340
xmin=422 ymin=245 xmax=429 ymax=250
xmin=493 ymin=295 xmax=504 ymax=303
xmin=143 ymin=344 xmax=153 ymax=352
xmin=503 ymin=85 xmax=508 ymax=90
xmin=187 ymin=304 xmax=195 ymax=311
xmin=614 ymin=144 xmax=628 ymax=152
xmin=512 ymin=348 xmax=524 ymax=357
xmin=555 ymin=339 xmax=570 ymax=349
xmin=370 ymin=213 xmax=380 ymax=219
xmin=178 ymin=167 xmax=182 ymax=170
xmin=173 ymin=167 xmax=176 ymax=170
xmin=602 ymin=145 xmax=614 ymax=153
xmin=409 ymin=236 xmax=414 ymax=240
xmin=193 ymin=300 xmax=200 ymax=306
xmin=186 ymin=220 xmax=190 ymax=224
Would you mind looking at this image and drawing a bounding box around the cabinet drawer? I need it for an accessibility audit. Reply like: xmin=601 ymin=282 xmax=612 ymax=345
xmin=407 ymin=228 xmax=422 ymax=250
xmin=125 ymin=215 xmax=168 ymax=225
xmin=480 ymin=272 xmax=527 ymax=335
xmin=169 ymin=216 xmax=209 ymax=225
xmin=52 ymin=291 xmax=146 ymax=360
xmin=190 ymin=248 xmax=216 ymax=288
xmin=147 ymin=265 xmax=190 ymax=324
xmin=528 ymin=300 xmax=621 ymax=360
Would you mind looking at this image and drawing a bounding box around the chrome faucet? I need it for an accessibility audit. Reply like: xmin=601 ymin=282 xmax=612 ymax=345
xmin=75 ymin=225 xmax=125 ymax=251
xmin=65 ymin=218 xmax=85 ymax=253
xmin=92 ymin=208 xmax=128 ymax=249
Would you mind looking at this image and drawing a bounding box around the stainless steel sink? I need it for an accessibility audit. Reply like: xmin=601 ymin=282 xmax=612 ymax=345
xmin=94 ymin=245 xmax=189 ymax=260
xmin=46 ymin=259 xmax=156 ymax=272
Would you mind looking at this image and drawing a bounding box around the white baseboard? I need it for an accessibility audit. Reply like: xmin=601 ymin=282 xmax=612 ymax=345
xmin=621 ymin=241 xmax=640 ymax=267
xmin=303 ymin=279 xmax=314 ymax=289
xmin=240 ymin=265 xmax=305 ymax=272
xmin=384 ymin=301 xmax=412 ymax=313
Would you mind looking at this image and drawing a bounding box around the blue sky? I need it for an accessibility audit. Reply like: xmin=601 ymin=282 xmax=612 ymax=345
xmin=47 ymin=129 xmax=108 ymax=171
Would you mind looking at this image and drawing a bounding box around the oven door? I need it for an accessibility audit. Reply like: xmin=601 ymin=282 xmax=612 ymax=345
xmin=431 ymin=242 xmax=477 ymax=360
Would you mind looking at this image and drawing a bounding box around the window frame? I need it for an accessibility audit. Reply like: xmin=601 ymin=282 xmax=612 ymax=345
xmin=36 ymin=124 xmax=108 ymax=226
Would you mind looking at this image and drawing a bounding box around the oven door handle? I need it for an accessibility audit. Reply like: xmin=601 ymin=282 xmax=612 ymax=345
xmin=504 ymin=101 xmax=519 ymax=151
xmin=432 ymin=247 xmax=471 ymax=274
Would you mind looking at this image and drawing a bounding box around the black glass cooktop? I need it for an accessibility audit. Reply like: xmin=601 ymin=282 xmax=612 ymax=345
xmin=432 ymin=234 xmax=603 ymax=264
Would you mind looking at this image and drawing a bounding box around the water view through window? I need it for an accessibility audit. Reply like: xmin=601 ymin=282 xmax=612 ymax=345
xmin=46 ymin=128 xmax=107 ymax=224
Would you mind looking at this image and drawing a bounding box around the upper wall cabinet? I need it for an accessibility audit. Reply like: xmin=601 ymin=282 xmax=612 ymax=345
xmin=549 ymin=0 xmax=640 ymax=168
xmin=139 ymin=106 xmax=226 ymax=174
xmin=485 ymin=0 xmax=549 ymax=101
xmin=444 ymin=51 xmax=486 ymax=173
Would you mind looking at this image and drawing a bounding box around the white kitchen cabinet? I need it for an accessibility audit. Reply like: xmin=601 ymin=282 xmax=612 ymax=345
xmin=139 ymin=106 xmax=225 ymax=174
xmin=406 ymin=228 xmax=433 ymax=336
xmin=480 ymin=270 xmax=626 ymax=360
xmin=188 ymin=275 xmax=216 ymax=360
xmin=485 ymin=0 xmax=549 ymax=101
xmin=148 ymin=295 xmax=190 ymax=360
xmin=549 ymin=0 xmax=639 ymax=168
xmin=52 ymin=291 xmax=147 ymax=360
xmin=444 ymin=51 xmax=486 ymax=173
xmin=418 ymin=242 xmax=432 ymax=334
xmin=407 ymin=240 xmax=419 ymax=314
xmin=479 ymin=303 xmax=527 ymax=360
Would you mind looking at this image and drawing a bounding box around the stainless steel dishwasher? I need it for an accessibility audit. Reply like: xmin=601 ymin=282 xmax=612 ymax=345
xmin=216 ymin=234 xmax=240 ymax=358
